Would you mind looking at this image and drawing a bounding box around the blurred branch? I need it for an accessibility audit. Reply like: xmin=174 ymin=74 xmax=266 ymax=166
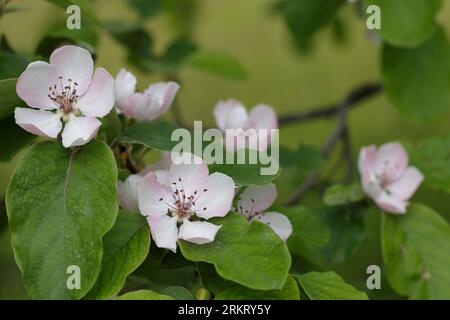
xmin=285 ymin=82 xmax=382 ymax=206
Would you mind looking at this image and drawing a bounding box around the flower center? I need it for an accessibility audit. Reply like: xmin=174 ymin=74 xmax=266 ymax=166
xmin=48 ymin=76 xmax=80 ymax=115
xmin=159 ymin=177 xmax=208 ymax=220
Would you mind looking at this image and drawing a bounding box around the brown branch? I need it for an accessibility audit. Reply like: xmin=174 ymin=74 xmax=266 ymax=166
xmin=285 ymin=82 xmax=382 ymax=206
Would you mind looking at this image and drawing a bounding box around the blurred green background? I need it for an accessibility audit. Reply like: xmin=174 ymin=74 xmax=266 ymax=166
xmin=1 ymin=0 xmax=450 ymax=299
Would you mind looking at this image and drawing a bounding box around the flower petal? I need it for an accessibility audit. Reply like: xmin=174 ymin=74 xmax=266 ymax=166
xmin=168 ymin=161 xmax=209 ymax=199
xmin=375 ymin=192 xmax=408 ymax=214
xmin=138 ymin=172 xmax=172 ymax=218
xmin=252 ymin=212 xmax=293 ymax=241
xmin=237 ymin=183 xmax=277 ymax=217
xmin=117 ymin=174 xmax=144 ymax=211
xmin=14 ymin=107 xmax=62 ymax=138
xmin=144 ymin=81 xmax=180 ymax=116
xmin=194 ymin=172 xmax=235 ymax=219
xmin=16 ymin=61 xmax=59 ymax=110
xmin=147 ymin=215 xmax=179 ymax=252
xmin=358 ymin=145 xmax=382 ymax=199
xmin=178 ymin=219 xmax=221 ymax=245
xmin=49 ymin=45 xmax=94 ymax=95
xmin=77 ymin=67 xmax=115 ymax=118
xmin=374 ymin=142 xmax=408 ymax=182
xmin=120 ymin=92 xmax=159 ymax=121
xmin=248 ymin=104 xmax=278 ymax=130
xmin=213 ymin=99 xmax=248 ymax=131
xmin=387 ymin=166 xmax=424 ymax=201
xmin=61 ymin=116 xmax=101 ymax=148
xmin=114 ymin=68 xmax=136 ymax=107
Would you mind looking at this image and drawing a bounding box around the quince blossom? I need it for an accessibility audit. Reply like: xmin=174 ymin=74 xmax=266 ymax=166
xmin=138 ymin=153 xmax=235 ymax=252
xmin=237 ymin=183 xmax=292 ymax=240
xmin=114 ymin=69 xmax=180 ymax=121
xmin=213 ymin=99 xmax=278 ymax=152
xmin=15 ymin=45 xmax=115 ymax=148
xmin=358 ymin=142 xmax=424 ymax=214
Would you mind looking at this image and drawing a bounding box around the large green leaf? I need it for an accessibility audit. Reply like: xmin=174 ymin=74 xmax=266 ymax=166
xmin=297 ymin=271 xmax=368 ymax=300
xmin=187 ymin=50 xmax=247 ymax=80
xmin=0 ymin=78 xmax=21 ymax=120
xmin=409 ymin=134 xmax=450 ymax=193
xmin=278 ymin=0 xmax=345 ymax=50
xmin=381 ymin=203 xmax=450 ymax=299
xmin=118 ymin=121 xmax=180 ymax=151
xmin=0 ymin=116 xmax=34 ymax=162
xmin=365 ymin=0 xmax=442 ymax=48
xmin=216 ymin=276 xmax=300 ymax=300
xmin=6 ymin=140 xmax=118 ymax=299
xmin=117 ymin=289 xmax=174 ymax=300
xmin=382 ymin=28 xmax=450 ymax=122
xmin=179 ymin=213 xmax=291 ymax=290
xmin=85 ymin=210 xmax=150 ymax=300
xmin=323 ymin=183 xmax=364 ymax=206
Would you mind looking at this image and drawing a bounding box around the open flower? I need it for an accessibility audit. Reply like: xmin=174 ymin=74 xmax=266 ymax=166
xmin=213 ymin=99 xmax=278 ymax=151
xmin=15 ymin=45 xmax=114 ymax=148
xmin=237 ymin=183 xmax=292 ymax=240
xmin=138 ymin=154 xmax=235 ymax=252
xmin=114 ymin=68 xmax=180 ymax=121
xmin=358 ymin=142 xmax=424 ymax=214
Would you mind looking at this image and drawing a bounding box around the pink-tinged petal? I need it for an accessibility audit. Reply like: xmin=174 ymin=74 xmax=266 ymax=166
xmin=358 ymin=145 xmax=382 ymax=199
xmin=14 ymin=107 xmax=62 ymax=138
xmin=49 ymin=45 xmax=93 ymax=95
xmin=147 ymin=215 xmax=179 ymax=252
xmin=140 ymin=152 xmax=172 ymax=174
xmin=386 ymin=166 xmax=424 ymax=201
xmin=138 ymin=172 xmax=172 ymax=218
xmin=194 ymin=172 xmax=235 ymax=219
xmin=375 ymin=142 xmax=408 ymax=182
xmin=117 ymin=174 xmax=144 ymax=211
xmin=248 ymin=104 xmax=278 ymax=130
xmin=252 ymin=212 xmax=293 ymax=241
xmin=213 ymin=99 xmax=248 ymax=131
xmin=114 ymin=69 xmax=136 ymax=107
xmin=16 ymin=61 xmax=59 ymax=110
xmin=168 ymin=161 xmax=209 ymax=198
xmin=61 ymin=116 xmax=101 ymax=148
xmin=121 ymin=92 xmax=161 ymax=121
xmin=144 ymin=81 xmax=180 ymax=115
xmin=238 ymin=183 xmax=277 ymax=216
xmin=375 ymin=192 xmax=408 ymax=214
xmin=178 ymin=220 xmax=221 ymax=245
xmin=77 ymin=67 xmax=115 ymax=118
xmin=154 ymin=170 xmax=170 ymax=185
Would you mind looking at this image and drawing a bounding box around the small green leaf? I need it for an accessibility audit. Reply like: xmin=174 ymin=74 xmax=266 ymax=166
xmin=323 ymin=183 xmax=364 ymax=206
xmin=209 ymin=162 xmax=280 ymax=186
xmin=85 ymin=210 xmax=150 ymax=300
xmin=409 ymin=134 xmax=450 ymax=193
xmin=382 ymin=27 xmax=450 ymax=122
xmin=6 ymin=140 xmax=118 ymax=299
xmin=187 ymin=50 xmax=247 ymax=80
xmin=127 ymin=0 xmax=163 ymax=18
xmin=280 ymin=145 xmax=324 ymax=171
xmin=216 ymin=276 xmax=300 ymax=300
xmin=381 ymin=203 xmax=450 ymax=299
xmin=0 ymin=78 xmax=21 ymax=120
xmin=161 ymin=286 xmax=194 ymax=300
xmin=118 ymin=121 xmax=180 ymax=151
xmin=297 ymin=271 xmax=368 ymax=300
xmin=365 ymin=0 xmax=442 ymax=48
xmin=179 ymin=213 xmax=291 ymax=291
xmin=117 ymin=289 xmax=174 ymax=300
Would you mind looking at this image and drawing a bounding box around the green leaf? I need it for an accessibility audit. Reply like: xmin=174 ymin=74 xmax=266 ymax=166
xmin=197 ymin=262 xmax=233 ymax=293
xmin=118 ymin=121 xmax=180 ymax=151
xmin=365 ymin=0 xmax=442 ymax=48
xmin=179 ymin=213 xmax=291 ymax=290
xmin=280 ymin=145 xmax=324 ymax=171
xmin=128 ymin=0 xmax=163 ymax=18
xmin=45 ymin=0 xmax=99 ymax=24
xmin=187 ymin=50 xmax=247 ymax=80
xmin=0 ymin=116 xmax=34 ymax=162
xmin=161 ymin=286 xmax=194 ymax=300
xmin=0 ymin=52 xmax=29 ymax=79
xmin=323 ymin=183 xmax=364 ymax=206
xmin=297 ymin=271 xmax=368 ymax=300
xmin=216 ymin=276 xmax=300 ymax=300
xmin=0 ymin=78 xmax=21 ymax=120
xmin=277 ymin=0 xmax=345 ymax=50
xmin=6 ymin=140 xmax=118 ymax=299
xmin=209 ymin=162 xmax=280 ymax=186
xmin=117 ymin=289 xmax=174 ymax=300
xmin=381 ymin=203 xmax=450 ymax=299
xmin=382 ymin=28 xmax=450 ymax=122
xmin=409 ymin=134 xmax=450 ymax=193
xmin=85 ymin=210 xmax=150 ymax=300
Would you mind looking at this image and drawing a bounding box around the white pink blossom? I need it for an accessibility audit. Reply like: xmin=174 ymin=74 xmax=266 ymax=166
xmin=358 ymin=142 xmax=424 ymax=214
xmin=114 ymin=69 xmax=180 ymax=121
xmin=14 ymin=45 xmax=115 ymax=148
xmin=237 ymin=183 xmax=292 ymax=240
